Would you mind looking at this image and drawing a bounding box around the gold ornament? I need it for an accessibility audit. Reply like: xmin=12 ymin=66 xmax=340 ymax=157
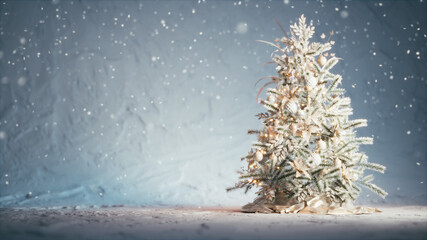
xmin=317 ymin=55 xmax=327 ymax=66
xmin=289 ymin=123 xmax=298 ymax=135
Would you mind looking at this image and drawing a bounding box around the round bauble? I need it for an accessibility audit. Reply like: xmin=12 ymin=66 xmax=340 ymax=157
xmin=286 ymin=100 xmax=299 ymax=114
xmin=254 ymin=151 xmax=263 ymax=161
xmin=330 ymin=137 xmax=340 ymax=146
xmin=289 ymin=123 xmax=298 ymax=135
xmin=310 ymin=153 xmax=322 ymax=167
xmin=270 ymin=153 xmax=277 ymax=161
xmin=317 ymin=139 xmax=327 ymax=150
xmin=270 ymin=153 xmax=278 ymax=165
xmin=296 ymin=109 xmax=305 ymax=118
xmin=306 ymin=76 xmax=318 ymax=89
xmin=275 ymin=134 xmax=284 ymax=142
xmin=317 ymin=55 xmax=327 ymax=66
xmin=267 ymin=95 xmax=276 ymax=103
xmin=351 ymin=172 xmax=359 ymax=181
xmin=334 ymin=158 xmax=342 ymax=168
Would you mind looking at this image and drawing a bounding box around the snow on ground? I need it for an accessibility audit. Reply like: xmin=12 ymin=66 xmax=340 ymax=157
xmin=0 ymin=1 xmax=426 ymax=207
xmin=0 ymin=206 xmax=426 ymax=240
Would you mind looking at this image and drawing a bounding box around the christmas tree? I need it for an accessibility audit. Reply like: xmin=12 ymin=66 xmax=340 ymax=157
xmin=227 ymin=15 xmax=387 ymax=214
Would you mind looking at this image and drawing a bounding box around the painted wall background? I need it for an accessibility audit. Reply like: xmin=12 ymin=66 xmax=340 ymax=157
xmin=0 ymin=0 xmax=426 ymax=207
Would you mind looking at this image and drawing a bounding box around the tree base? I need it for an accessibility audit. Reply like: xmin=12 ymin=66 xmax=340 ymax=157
xmin=242 ymin=193 xmax=381 ymax=215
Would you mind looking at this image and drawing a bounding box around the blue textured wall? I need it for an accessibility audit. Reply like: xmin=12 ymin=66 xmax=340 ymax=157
xmin=0 ymin=0 xmax=426 ymax=207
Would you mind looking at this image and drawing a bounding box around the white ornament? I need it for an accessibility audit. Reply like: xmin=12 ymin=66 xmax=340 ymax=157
xmin=255 ymin=151 xmax=263 ymax=161
xmin=289 ymin=123 xmax=298 ymax=135
xmin=334 ymin=158 xmax=342 ymax=168
xmin=330 ymin=137 xmax=340 ymax=146
xmin=317 ymin=55 xmax=327 ymax=66
xmin=286 ymin=100 xmax=299 ymax=114
xmin=275 ymin=134 xmax=284 ymax=142
xmin=306 ymin=76 xmax=318 ymax=89
xmin=310 ymin=153 xmax=322 ymax=167
xmin=275 ymin=65 xmax=282 ymax=72
xmin=296 ymin=109 xmax=305 ymax=118
xmin=270 ymin=153 xmax=278 ymax=165
xmin=267 ymin=95 xmax=276 ymax=103
xmin=352 ymin=172 xmax=359 ymax=181
xmin=317 ymin=139 xmax=327 ymax=150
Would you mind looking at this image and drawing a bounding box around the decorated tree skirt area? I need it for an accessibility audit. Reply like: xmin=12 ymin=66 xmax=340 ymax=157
xmin=1 ymin=206 xmax=426 ymax=240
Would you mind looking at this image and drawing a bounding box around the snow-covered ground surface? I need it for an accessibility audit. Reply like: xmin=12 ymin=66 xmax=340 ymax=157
xmin=0 ymin=206 xmax=426 ymax=240
xmin=1 ymin=1 xmax=426 ymax=207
